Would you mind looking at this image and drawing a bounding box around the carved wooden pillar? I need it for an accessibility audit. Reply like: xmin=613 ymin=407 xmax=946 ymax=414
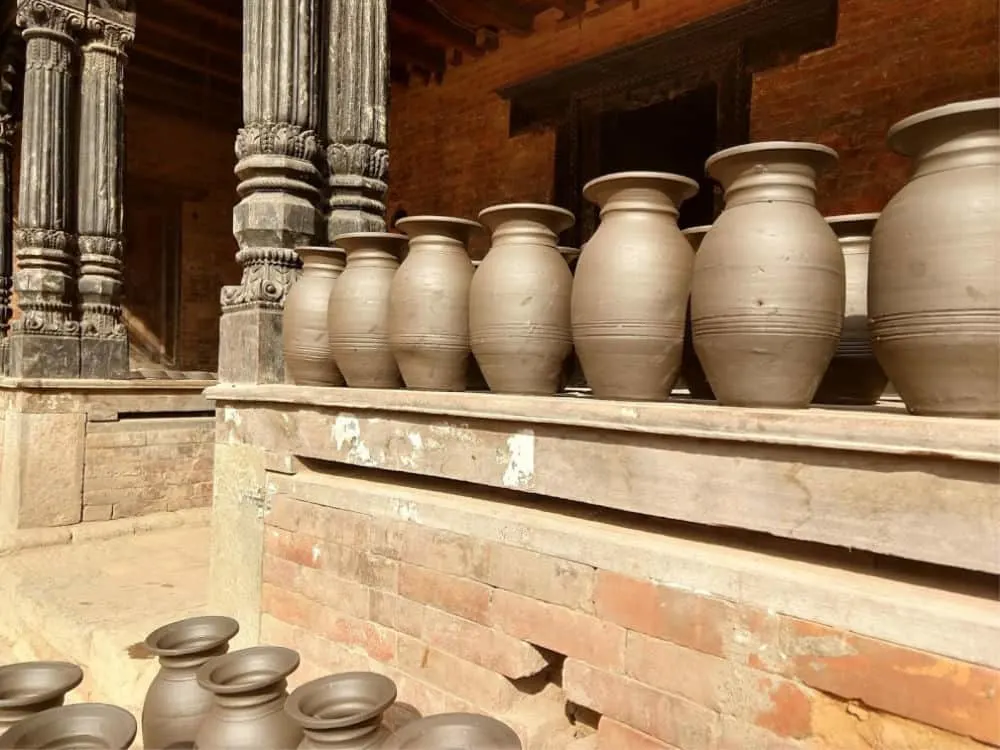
xmin=10 ymin=0 xmax=84 ymax=379
xmin=0 ymin=35 xmax=22 ymax=377
xmin=325 ymin=0 xmax=390 ymax=238
xmin=220 ymin=0 xmax=323 ymax=384
xmin=76 ymin=2 xmax=134 ymax=379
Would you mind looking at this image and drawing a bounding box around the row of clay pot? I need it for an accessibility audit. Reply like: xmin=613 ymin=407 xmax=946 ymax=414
xmin=285 ymin=97 xmax=998 ymax=417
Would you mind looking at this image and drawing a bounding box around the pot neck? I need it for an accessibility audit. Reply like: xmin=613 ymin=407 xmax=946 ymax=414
xmin=159 ymin=644 xmax=230 ymax=672
xmin=346 ymin=249 xmax=399 ymax=268
xmin=836 ymin=235 xmax=872 ymax=256
xmin=301 ymin=260 xmax=345 ymax=278
xmin=212 ymin=679 xmax=289 ymax=710
xmin=597 ymin=187 xmax=681 ymax=220
xmin=407 ymin=235 xmax=469 ymax=254
xmin=722 ymin=162 xmax=819 ymax=207
xmin=300 ymin=715 xmax=383 ymax=747
xmin=910 ymin=129 xmax=1000 ymax=179
xmin=490 ymin=218 xmax=560 ymax=248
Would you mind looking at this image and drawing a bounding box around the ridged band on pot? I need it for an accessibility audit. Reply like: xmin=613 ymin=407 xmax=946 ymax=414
xmin=813 ymin=213 xmax=888 ymax=406
xmin=285 ymin=672 xmax=397 ymax=749
xmin=390 ymin=216 xmax=480 ymax=391
xmin=195 ymin=646 xmax=303 ymax=750
xmin=470 ymin=203 xmax=576 ymax=395
xmin=284 ymin=246 xmax=348 ymax=387
xmin=382 ymin=712 xmax=522 ymax=749
xmin=678 ymin=225 xmax=715 ymax=401
xmin=142 ymin=615 xmax=240 ymax=750
xmin=0 ymin=662 xmax=83 ymax=736
xmin=692 ymin=141 xmax=844 ymax=408
xmin=0 ymin=703 xmax=137 ymax=749
xmin=572 ymin=171 xmax=699 ymax=401
xmin=327 ymin=233 xmax=408 ymax=389
xmin=869 ymin=98 xmax=1000 ymax=418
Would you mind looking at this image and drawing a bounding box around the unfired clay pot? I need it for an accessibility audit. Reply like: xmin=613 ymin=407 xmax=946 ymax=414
xmin=0 ymin=662 xmax=83 ymax=736
xmin=813 ymin=214 xmax=888 ymax=406
xmin=390 ymin=216 xmax=479 ymax=391
xmin=869 ymin=98 xmax=1000 ymax=418
xmin=679 ymin=226 xmax=715 ymax=400
xmin=470 ymin=204 xmax=575 ymax=395
xmin=285 ymin=672 xmax=397 ymax=749
xmin=466 ymin=261 xmax=488 ymax=391
xmin=383 ymin=713 xmax=521 ymax=749
xmin=0 ymin=703 xmax=137 ymax=749
xmin=327 ymin=233 xmax=408 ymax=389
xmin=284 ymin=247 xmax=347 ymax=387
xmin=573 ymin=172 xmax=699 ymax=401
xmin=556 ymin=246 xmax=585 ymax=390
xmin=692 ymin=142 xmax=844 ymax=408
xmin=194 ymin=646 xmax=302 ymax=750
xmin=142 ymin=615 xmax=240 ymax=750
xmin=558 ymin=246 xmax=581 ymax=272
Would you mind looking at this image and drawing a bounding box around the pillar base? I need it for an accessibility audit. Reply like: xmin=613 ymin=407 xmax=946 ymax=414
xmin=218 ymin=305 xmax=285 ymax=385
xmin=8 ymin=332 xmax=79 ymax=379
xmin=80 ymin=336 xmax=129 ymax=380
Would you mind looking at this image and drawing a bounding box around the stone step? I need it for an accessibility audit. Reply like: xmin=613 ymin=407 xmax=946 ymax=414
xmin=0 ymin=525 xmax=210 ymax=721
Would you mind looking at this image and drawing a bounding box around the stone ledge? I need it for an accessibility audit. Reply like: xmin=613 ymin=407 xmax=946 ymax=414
xmin=1 ymin=377 xmax=215 ymax=391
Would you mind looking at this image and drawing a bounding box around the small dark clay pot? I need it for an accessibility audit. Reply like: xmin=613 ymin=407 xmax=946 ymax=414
xmin=383 ymin=713 xmax=521 ymax=749
xmin=285 ymin=672 xmax=397 ymax=749
xmin=142 ymin=615 xmax=240 ymax=749
xmin=0 ymin=703 xmax=137 ymax=749
xmin=0 ymin=661 xmax=83 ymax=735
xmin=194 ymin=646 xmax=302 ymax=750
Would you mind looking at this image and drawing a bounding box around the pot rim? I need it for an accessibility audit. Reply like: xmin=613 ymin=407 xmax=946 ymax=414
xmin=395 ymin=215 xmax=482 ymax=231
xmin=0 ymin=703 xmax=137 ymax=749
xmin=143 ymin=615 xmax=240 ymax=658
xmin=330 ymin=232 xmax=408 ymax=258
xmin=284 ymin=672 xmax=397 ymax=730
xmin=294 ymin=245 xmax=347 ymax=260
xmin=0 ymin=662 xmax=84 ymax=709
xmin=582 ymin=170 xmax=699 ymax=206
xmin=196 ymin=646 xmax=299 ymax=695
xmin=826 ymin=212 xmax=880 ymax=240
xmin=382 ymin=712 xmax=522 ymax=749
xmin=706 ymin=141 xmax=838 ymax=181
xmin=682 ymin=224 xmax=713 ymax=236
xmin=477 ymin=203 xmax=575 ymax=235
xmin=887 ymin=97 xmax=1000 ymax=157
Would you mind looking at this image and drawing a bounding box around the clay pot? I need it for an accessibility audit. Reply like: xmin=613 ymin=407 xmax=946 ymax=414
xmin=383 ymin=713 xmax=521 ymax=749
xmin=0 ymin=703 xmax=137 ymax=749
xmin=195 ymin=646 xmax=302 ymax=750
xmin=573 ymin=172 xmax=699 ymax=401
xmin=142 ymin=615 xmax=240 ymax=750
xmin=470 ymin=204 xmax=575 ymax=395
xmin=465 ymin=261 xmax=489 ymax=391
xmin=813 ymin=214 xmax=888 ymax=406
xmin=692 ymin=142 xmax=844 ymax=407
xmin=284 ymin=247 xmax=348 ymax=387
xmin=557 ymin=246 xmax=580 ymax=273
xmin=679 ymin=226 xmax=715 ymax=400
xmin=869 ymin=98 xmax=1000 ymax=417
xmin=0 ymin=662 xmax=83 ymax=735
xmin=327 ymin=233 xmax=408 ymax=389
xmin=390 ymin=216 xmax=479 ymax=391
xmin=285 ymin=672 xmax=397 ymax=749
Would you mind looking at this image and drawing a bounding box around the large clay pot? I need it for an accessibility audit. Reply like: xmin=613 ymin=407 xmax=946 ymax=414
xmin=390 ymin=216 xmax=479 ymax=391
xmin=328 ymin=233 xmax=408 ymax=389
xmin=285 ymin=672 xmax=397 ymax=749
xmin=284 ymin=247 xmax=347 ymax=386
xmin=869 ymin=98 xmax=1000 ymax=417
xmin=195 ymin=646 xmax=302 ymax=750
xmin=813 ymin=214 xmax=888 ymax=406
xmin=466 ymin=261 xmax=488 ymax=391
xmin=470 ymin=204 xmax=575 ymax=395
xmin=679 ymin=226 xmax=715 ymax=400
xmin=0 ymin=662 xmax=83 ymax=735
xmin=557 ymin=246 xmax=580 ymax=273
xmin=692 ymin=142 xmax=844 ymax=407
xmin=142 ymin=615 xmax=240 ymax=750
xmin=0 ymin=703 xmax=137 ymax=749
xmin=573 ymin=172 xmax=699 ymax=401
xmin=383 ymin=713 xmax=521 ymax=749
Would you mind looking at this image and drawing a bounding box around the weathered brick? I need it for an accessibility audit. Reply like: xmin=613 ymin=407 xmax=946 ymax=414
xmin=399 ymin=563 xmax=492 ymax=624
xmin=261 ymin=553 xmax=299 ymax=590
xmin=401 ymin=524 xmax=491 ymax=580
xmin=265 ymin=494 xmax=369 ymax=547
xmin=485 ymin=543 xmax=596 ymax=612
xmin=329 ymin=545 xmax=399 ymax=591
xmin=492 ymin=589 xmax=625 ymax=672
xmin=597 ymin=717 xmax=680 ymax=750
xmin=81 ymin=504 xmax=113 ymax=522
xmin=264 ymin=526 xmax=325 ymax=569
xmin=297 ymin=565 xmax=371 ymax=620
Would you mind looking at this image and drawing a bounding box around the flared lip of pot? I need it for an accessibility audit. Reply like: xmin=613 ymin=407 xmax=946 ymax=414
xmin=477 ymin=203 xmax=576 ymax=235
xmin=825 ymin=212 xmax=881 ymax=238
xmin=0 ymin=662 xmax=84 ymax=709
xmin=284 ymin=672 xmax=398 ymax=730
xmin=293 ymin=245 xmax=347 ymax=262
xmin=382 ymin=712 xmax=522 ymax=749
xmin=0 ymin=703 xmax=137 ymax=749
xmin=705 ymin=141 xmax=839 ymax=185
xmin=329 ymin=231 xmax=409 ymax=258
xmin=143 ymin=615 xmax=240 ymax=658
xmin=395 ymin=215 xmax=483 ymax=234
xmin=887 ymin=97 xmax=1000 ymax=157
xmin=196 ymin=646 xmax=300 ymax=695
xmin=582 ymin=170 xmax=700 ymax=207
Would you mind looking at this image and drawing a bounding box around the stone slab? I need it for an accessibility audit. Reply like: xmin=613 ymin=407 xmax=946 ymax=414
xmin=8 ymin=332 xmax=80 ymax=379
xmin=218 ymin=307 xmax=284 ymax=385
xmin=80 ymin=337 xmax=130 ymax=380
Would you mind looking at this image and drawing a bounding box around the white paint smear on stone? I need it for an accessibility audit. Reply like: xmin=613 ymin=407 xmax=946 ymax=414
xmin=502 ymin=430 xmax=536 ymax=489
xmin=331 ymin=415 xmax=377 ymax=467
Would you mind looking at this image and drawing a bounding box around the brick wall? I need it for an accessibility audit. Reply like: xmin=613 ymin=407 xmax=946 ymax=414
xmin=387 ymin=0 xmax=999 ymax=222
xmin=82 ymin=416 xmax=214 ymax=521
xmin=259 ymin=491 xmax=999 ymax=750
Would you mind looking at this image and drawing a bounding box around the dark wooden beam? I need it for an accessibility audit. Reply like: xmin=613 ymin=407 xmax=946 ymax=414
xmin=138 ymin=15 xmax=240 ymax=60
xmin=545 ymin=0 xmax=586 ymax=18
xmin=132 ymin=40 xmax=241 ymax=87
xmin=161 ymin=0 xmax=241 ymax=31
xmin=391 ymin=0 xmax=483 ymax=55
xmin=391 ymin=30 xmax=447 ymax=78
xmin=479 ymin=0 xmax=534 ymax=33
xmin=126 ymin=64 xmax=240 ymax=128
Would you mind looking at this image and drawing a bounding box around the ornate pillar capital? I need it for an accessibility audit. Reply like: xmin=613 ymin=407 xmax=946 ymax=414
xmin=15 ymin=0 xmax=87 ymax=38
